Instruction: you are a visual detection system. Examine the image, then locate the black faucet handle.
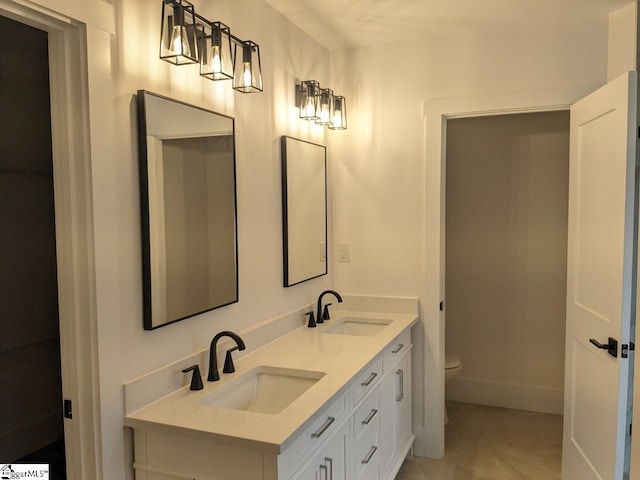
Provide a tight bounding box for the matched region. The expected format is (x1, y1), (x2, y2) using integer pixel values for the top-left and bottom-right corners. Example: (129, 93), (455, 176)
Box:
(305, 311), (316, 328)
(182, 364), (204, 391)
(323, 303), (333, 320)
(223, 346), (240, 374)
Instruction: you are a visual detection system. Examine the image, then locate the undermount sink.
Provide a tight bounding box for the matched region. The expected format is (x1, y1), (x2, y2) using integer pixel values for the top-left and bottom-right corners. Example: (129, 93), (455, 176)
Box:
(198, 366), (325, 414)
(322, 317), (391, 336)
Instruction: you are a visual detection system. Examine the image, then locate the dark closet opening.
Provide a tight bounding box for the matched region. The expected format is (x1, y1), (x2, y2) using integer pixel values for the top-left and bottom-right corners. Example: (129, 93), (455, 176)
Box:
(0, 15), (66, 479)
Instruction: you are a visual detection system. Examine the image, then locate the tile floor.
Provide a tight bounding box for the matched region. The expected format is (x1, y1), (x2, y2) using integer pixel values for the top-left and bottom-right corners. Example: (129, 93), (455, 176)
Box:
(396, 401), (563, 480)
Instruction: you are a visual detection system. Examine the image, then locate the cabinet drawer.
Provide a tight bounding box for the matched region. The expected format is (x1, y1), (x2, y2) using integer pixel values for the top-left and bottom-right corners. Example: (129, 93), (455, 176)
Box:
(354, 390), (379, 441)
(279, 391), (348, 479)
(355, 427), (380, 480)
(351, 357), (382, 407)
(382, 329), (411, 373)
(291, 421), (349, 480)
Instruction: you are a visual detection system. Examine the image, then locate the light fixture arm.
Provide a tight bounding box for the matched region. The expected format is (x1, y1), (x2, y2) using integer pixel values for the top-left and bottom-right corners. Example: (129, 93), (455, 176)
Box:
(192, 12), (248, 48)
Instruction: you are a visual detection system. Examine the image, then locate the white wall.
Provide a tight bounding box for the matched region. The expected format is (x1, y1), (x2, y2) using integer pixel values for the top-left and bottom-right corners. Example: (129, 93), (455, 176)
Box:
(113, 0), (332, 362)
(7, 0), (631, 474)
(444, 112), (569, 415)
(0, 0), (332, 475)
(330, 5), (620, 457)
(107, 0), (334, 477)
(331, 7), (614, 295)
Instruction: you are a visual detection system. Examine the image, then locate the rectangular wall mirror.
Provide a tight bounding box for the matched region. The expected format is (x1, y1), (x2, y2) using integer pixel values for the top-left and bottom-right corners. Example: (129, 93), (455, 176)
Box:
(137, 90), (238, 330)
(281, 136), (327, 286)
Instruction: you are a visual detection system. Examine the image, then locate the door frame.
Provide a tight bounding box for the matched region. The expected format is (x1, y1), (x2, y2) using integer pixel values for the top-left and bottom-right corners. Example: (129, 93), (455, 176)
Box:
(0, 1), (114, 478)
(415, 85), (600, 459)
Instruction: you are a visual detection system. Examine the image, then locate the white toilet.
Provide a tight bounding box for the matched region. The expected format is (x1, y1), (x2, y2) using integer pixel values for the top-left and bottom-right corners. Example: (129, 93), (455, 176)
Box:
(444, 353), (462, 425)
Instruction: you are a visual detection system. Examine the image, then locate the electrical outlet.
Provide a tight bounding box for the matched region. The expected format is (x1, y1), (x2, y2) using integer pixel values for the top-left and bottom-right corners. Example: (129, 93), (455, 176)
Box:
(337, 242), (351, 263)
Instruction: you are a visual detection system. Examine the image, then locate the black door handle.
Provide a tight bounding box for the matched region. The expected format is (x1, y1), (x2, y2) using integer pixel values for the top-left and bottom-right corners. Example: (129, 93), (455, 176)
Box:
(589, 337), (618, 358)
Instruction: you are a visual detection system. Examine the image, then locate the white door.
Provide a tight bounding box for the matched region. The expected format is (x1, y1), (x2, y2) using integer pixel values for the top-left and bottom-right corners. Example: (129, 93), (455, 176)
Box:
(563, 70), (638, 480)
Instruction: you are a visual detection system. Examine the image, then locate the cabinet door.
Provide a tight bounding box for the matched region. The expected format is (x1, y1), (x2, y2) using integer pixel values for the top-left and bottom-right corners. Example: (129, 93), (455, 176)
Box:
(379, 350), (413, 480)
(394, 353), (412, 449)
(378, 370), (396, 477)
(294, 459), (320, 480)
(291, 422), (349, 480)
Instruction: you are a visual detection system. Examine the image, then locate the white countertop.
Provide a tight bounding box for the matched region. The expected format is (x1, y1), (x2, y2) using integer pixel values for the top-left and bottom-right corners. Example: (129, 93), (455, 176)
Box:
(124, 310), (418, 454)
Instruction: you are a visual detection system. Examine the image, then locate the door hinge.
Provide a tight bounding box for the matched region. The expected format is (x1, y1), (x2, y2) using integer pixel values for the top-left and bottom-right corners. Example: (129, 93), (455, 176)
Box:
(621, 342), (635, 359)
(64, 399), (72, 419)
(630, 423), (633, 437)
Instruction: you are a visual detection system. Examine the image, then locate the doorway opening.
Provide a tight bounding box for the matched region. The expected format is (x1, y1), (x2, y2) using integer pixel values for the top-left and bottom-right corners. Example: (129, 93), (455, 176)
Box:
(0, 14), (66, 478)
(443, 111), (570, 474)
(421, 76), (636, 475)
(0, 1), (108, 477)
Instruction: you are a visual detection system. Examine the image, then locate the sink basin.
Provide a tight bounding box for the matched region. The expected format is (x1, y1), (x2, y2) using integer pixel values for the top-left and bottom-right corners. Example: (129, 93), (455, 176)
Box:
(322, 317), (391, 336)
(198, 366), (325, 414)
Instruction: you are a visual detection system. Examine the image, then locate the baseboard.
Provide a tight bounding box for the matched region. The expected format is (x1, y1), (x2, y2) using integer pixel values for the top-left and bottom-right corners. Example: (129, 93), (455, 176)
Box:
(445, 376), (563, 415)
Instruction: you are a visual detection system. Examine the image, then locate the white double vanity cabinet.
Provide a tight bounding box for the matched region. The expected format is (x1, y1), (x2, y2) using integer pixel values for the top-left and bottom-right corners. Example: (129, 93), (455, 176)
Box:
(125, 311), (417, 480)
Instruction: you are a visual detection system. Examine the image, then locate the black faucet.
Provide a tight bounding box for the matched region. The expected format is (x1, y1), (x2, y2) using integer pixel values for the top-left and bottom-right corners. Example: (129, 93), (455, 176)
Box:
(316, 290), (343, 324)
(208, 331), (246, 381)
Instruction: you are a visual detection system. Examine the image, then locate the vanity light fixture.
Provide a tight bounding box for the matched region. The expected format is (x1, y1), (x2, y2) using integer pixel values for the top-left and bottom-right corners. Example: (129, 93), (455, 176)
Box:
(160, 0), (200, 65)
(232, 41), (263, 93)
(297, 80), (347, 130)
(315, 88), (334, 126)
(298, 80), (320, 120)
(159, 0), (263, 93)
(329, 96), (347, 130)
(200, 21), (233, 81)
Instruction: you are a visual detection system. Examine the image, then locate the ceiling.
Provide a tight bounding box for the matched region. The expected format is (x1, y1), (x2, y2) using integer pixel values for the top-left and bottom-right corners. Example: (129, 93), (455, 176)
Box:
(263, 0), (634, 50)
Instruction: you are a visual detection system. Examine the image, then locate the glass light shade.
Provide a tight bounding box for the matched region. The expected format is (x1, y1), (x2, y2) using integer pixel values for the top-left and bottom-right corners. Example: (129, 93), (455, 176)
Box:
(160, 0), (200, 65)
(200, 22), (233, 81)
(328, 96), (347, 130)
(315, 88), (334, 126)
(232, 41), (263, 93)
(299, 80), (320, 120)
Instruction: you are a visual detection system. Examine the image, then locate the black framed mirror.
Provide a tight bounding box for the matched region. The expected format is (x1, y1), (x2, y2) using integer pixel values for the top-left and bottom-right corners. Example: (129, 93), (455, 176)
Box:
(281, 136), (327, 286)
(137, 90), (238, 329)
